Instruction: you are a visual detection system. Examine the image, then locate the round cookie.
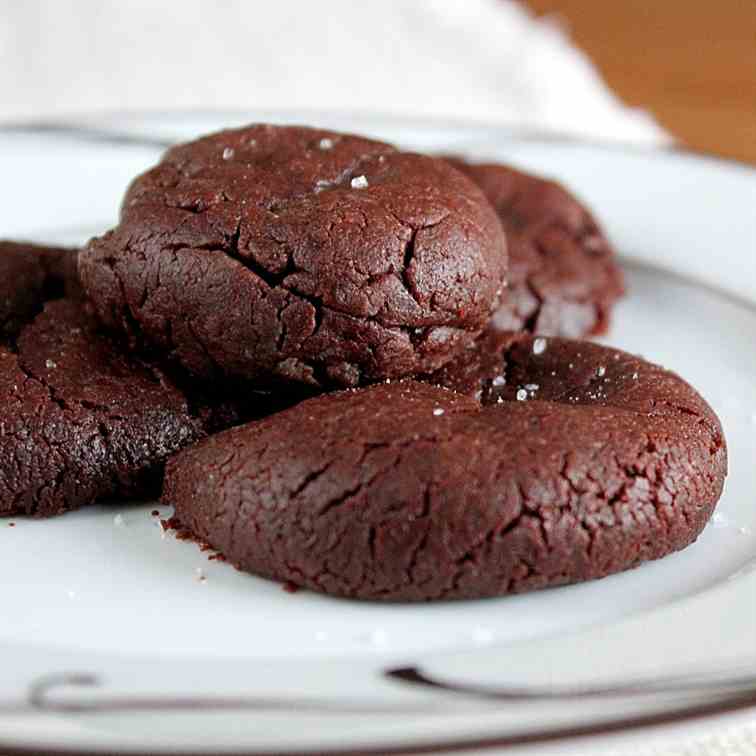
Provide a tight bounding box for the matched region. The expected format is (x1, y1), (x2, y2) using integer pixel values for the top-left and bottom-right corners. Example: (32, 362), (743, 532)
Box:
(0, 240), (79, 342)
(447, 160), (624, 337)
(79, 125), (507, 390)
(163, 337), (726, 601)
(0, 299), (290, 519)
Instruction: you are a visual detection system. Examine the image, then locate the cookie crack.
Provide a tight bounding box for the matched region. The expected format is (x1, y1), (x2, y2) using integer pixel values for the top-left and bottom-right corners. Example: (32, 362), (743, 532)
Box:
(104, 248), (154, 354)
(290, 460), (334, 500)
(405, 487), (433, 585)
(441, 509), (527, 600)
(14, 356), (70, 415)
(314, 441), (399, 519)
(400, 226), (422, 307)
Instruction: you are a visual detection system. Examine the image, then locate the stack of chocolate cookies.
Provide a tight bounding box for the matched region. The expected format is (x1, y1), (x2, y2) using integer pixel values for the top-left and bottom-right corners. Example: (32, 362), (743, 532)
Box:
(0, 125), (726, 601)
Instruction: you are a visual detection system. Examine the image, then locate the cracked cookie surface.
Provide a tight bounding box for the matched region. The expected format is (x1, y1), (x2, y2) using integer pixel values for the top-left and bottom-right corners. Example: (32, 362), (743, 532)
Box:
(0, 299), (291, 518)
(0, 240), (80, 342)
(447, 160), (624, 337)
(79, 125), (507, 389)
(163, 336), (726, 601)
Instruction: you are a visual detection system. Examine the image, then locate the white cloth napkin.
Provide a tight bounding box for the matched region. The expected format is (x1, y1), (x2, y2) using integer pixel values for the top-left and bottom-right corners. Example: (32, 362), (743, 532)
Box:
(0, 0), (668, 147)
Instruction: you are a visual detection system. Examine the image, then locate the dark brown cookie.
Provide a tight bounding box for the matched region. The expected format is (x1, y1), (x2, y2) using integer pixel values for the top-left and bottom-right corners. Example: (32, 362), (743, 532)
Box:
(79, 125), (507, 390)
(447, 160), (624, 337)
(163, 336), (726, 601)
(0, 241), (79, 341)
(0, 299), (291, 519)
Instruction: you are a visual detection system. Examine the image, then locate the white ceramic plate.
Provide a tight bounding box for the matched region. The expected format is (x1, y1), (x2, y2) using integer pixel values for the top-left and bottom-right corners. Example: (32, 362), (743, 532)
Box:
(1, 112), (755, 755)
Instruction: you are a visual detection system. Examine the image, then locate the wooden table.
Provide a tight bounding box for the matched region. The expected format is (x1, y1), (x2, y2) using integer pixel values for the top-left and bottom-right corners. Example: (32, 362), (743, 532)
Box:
(524, 1), (756, 164)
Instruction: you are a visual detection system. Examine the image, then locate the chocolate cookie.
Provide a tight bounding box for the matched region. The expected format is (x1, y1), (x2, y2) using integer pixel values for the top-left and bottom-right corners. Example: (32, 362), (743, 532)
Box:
(447, 160), (624, 337)
(0, 299), (288, 518)
(164, 336), (726, 601)
(0, 240), (79, 341)
(79, 125), (507, 390)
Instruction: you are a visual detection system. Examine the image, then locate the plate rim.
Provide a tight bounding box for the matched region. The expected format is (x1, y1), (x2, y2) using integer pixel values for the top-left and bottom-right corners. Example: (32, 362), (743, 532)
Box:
(1, 107), (755, 176)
